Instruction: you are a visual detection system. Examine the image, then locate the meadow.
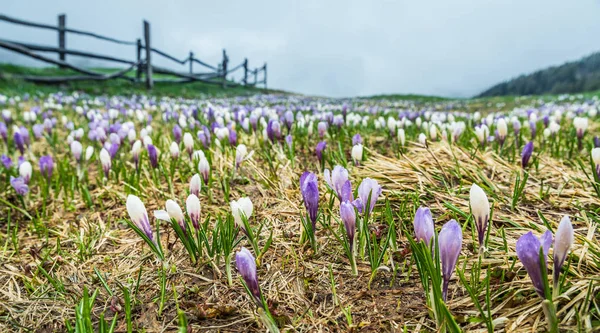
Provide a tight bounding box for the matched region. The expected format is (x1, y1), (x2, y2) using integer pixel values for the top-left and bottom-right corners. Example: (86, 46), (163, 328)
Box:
(0, 86), (599, 332)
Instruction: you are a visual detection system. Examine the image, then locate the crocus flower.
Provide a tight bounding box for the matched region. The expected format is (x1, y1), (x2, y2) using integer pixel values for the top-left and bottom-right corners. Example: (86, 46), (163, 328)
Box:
(236, 247), (261, 305)
(39, 155), (54, 179)
(324, 166), (353, 202)
(170, 142), (180, 159)
(71, 141), (83, 161)
(521, 141), (534, 169)
(183, 132), (194, 158)
(497, 118), (508, 146)
(1, 154), (12, 169)
(32, 124), (43, 139)
(198, 156), (210, 185)
(300, 171), (319, 230)
(317, 121), (327, 138)
(594, 136), (600, 148)
(0, 122), (6, 142)
(236, 144), (249, 168)
(573, 117), (588, 140)
(100, 148), (111, 178)
(14, 131), (25, 154)
(553, 215), (573, 287)
(285, 134), (293, 150)
(398, 129), (406, 146)
(353, 178), (382, 214)
(418, 133), (427, 146)
(231, 197), (253, 229)
(10, 176), (29, 195)
(126, 195), (154, 240)
(229, 129), (238, 146)
(19, 161), (32, 184)
(132, 140), (142, 167)
(340, 201), (356, 249)
(190, 173), (201, 196)
(414, 207), (434, 247)
(147, 144), (158, 169)
(469, 183), (490, 248)
(439, 219), (463, 301)
(173, 125), (182, 143)
(108, 143), (119, 159)
(516, 230), (553, 298)
(352, 133), (362, 145)
(186, 194), (201, 230)
(267, 120), (281, 142)
(351, 144), (363, 166)
(166, 199), (186, 231)
(316, 141), (327, 163)
(592, 147), (600, 178)
(85, 146), (94, 161)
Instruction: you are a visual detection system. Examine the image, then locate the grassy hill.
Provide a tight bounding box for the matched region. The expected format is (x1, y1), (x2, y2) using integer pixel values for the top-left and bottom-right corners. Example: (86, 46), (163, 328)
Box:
(478, 52), (600, 97)
(0, 63), (282, 98)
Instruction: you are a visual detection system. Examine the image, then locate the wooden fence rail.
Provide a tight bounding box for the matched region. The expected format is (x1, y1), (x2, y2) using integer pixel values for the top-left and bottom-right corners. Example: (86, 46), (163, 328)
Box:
(0, 13), (267, 90)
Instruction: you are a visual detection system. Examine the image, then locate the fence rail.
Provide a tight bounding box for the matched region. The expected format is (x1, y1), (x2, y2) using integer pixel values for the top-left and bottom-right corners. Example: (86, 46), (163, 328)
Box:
(0, 13), (267, 90)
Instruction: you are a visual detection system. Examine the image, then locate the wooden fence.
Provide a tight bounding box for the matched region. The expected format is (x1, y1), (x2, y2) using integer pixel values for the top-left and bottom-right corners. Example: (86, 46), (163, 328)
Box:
(0, 13), (267, 90)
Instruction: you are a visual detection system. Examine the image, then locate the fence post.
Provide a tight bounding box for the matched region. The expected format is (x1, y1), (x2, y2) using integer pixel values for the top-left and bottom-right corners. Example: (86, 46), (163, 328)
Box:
(254, 68), (257, 85)
(243, 58), (248, 86)
(221, 49), (228, 89)
(136, 39), (142, 81)
(143, 20), (153, 89)
(189, 52), (193, 74)
(58, 14), (66, 68)
(263, 63), (267, 90)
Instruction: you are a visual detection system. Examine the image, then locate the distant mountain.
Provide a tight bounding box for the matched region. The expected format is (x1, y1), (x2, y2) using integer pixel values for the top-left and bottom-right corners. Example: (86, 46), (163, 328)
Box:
(477, 52), (600, 97)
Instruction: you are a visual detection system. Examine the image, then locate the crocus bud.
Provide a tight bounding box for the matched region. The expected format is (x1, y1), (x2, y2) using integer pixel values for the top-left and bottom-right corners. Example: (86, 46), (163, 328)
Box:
(231, 197), (253, 229)
(521, 141), (534, 169)
(351, 144), (363, 166)
(186, 194), (201, 230)
(173, 125), (182, 144)
(439, 219), (462, 301)
(10, 176), (29, 196)
(553, 215), (573, 285)
(190, 173), (201, 196)
(1, 154), (12, 169)
(85, 146), (94, 161)
(324, 166), (352, 202)
(71, 140), (83, 161)
(352, 134), (362, 145)
(316, 141), (327, 163)
(340, 201), (356, 250)
(414, 207), (434, 247)
(183, 132), (194, 158)
(398, 129), (406, 146)
(19, 161), (32, 184)
(317, 121), (327, 138)
(236, 144), (248, 168)
(573, 117), (588, 139)
(126, 194), (153, 240)
(166, 199), (186, 231)
(516, 230), (553, 298)
(235, 247), (261, 305)
(469, 183), (490, 248)
(418, 133), (427, 146)
(100, 148), (111, 178)
(198, 156), (210, 185)
(131, 140), (142, 167)
(497, 118), (507, 146)
(170, 142), (180, 159)
(39, 155), (54, 179)
(147, 144), (158, 169)
(300, 172), (320, 230)
(353, 178), (382, 214)
(13, 131), (25, 154)
(592, 147), (600, 179)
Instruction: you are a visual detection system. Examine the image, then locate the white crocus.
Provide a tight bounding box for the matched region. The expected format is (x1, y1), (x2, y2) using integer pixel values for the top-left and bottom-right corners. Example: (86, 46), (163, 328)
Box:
(231, 197), (254, 229)
(469, 183), (490, 248)
(190, 173), (201, 196)
(351, 144), (363, 165)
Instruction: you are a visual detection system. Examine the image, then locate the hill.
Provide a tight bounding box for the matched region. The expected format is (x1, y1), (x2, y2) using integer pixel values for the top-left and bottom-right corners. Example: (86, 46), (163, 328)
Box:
(477, 52), (600, 97)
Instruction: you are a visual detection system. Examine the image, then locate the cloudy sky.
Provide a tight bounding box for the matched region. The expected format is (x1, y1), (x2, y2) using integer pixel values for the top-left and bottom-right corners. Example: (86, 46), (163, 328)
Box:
(1, 0), (600, 98)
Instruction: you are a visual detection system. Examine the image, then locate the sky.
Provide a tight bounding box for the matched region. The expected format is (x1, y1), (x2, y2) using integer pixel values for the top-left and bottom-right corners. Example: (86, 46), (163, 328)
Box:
(1, 0), (600, 98)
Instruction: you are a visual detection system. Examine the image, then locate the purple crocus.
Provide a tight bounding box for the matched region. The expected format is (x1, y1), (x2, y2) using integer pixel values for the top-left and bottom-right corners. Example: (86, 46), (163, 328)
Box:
(521, 141), (534, 169)
(14, 131), (25, 154)
(10, 176), (29, 195)
(300, 171), (320, 230)
(235, 247), (262, 305)
(324, 166), (353, 202)
(267, 120), (281, 143)
(39, 155), (54, 179)
(109, 143), (120, 159)
(32, 124), (44, 139)
(147, 144), (158, 169)
(0, 122), (7, 142)
(1, 154), (12, 169)
(353, 178), (382, 214)
(414, 207), (435, 247)
(173, 125), (182, 144)
(340, 201), (356, 250)
(529, 121), (537, 140)
(439, 219), (463, 301)
(229, 128), (238, 146)
(352, 134), (362, 145)
(594, 136), (600, 148)
(285, 134), (293, 149)
(316, 141), (327, 163)
(516, 230), (553, 298)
